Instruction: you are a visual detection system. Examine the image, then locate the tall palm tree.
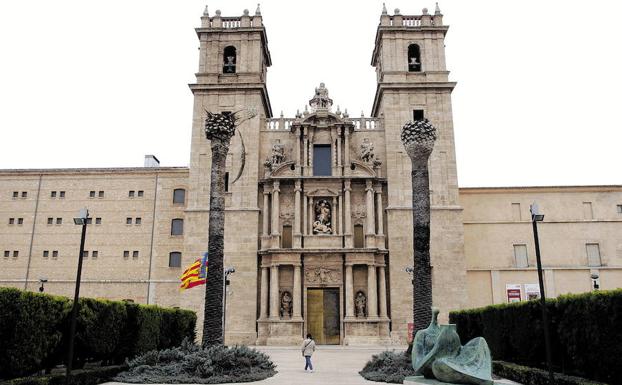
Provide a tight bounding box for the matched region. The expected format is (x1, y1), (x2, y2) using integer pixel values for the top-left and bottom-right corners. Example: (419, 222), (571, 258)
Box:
(401, 118), (437, 335)
(202, 110), (253, 347)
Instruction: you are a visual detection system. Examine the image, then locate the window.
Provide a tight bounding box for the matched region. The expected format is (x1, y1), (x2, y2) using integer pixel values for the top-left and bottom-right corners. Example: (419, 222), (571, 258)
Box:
(618, 204), (622, 214)
(282, 225), (293, 248)
(51, 191), (57, 198)
(123, 250), (130, 259)
(17, 218), (23, 225)
(12, 191), (18, 198)
(92, 251), (98, 259)
(43, 250), (49, 258)
(173, 189), (186, 204)
(586, 243), (601, 267)
(98, 190), (104, 198)
(3, 251), (9, 258)
(129, 190), (135, 198)
(89, 191), (96, 198)
(8, 218), (14, 225)
(354, 224), (365, 248)
(171, 219), (184, 235)
(313, 144), (332, 176)
(59, 191), (65, 198)
(225, 172), (230, 192)
(56, 218), (62, 225)
(511, 203), (521, 221)
(135, 217), (142, 225)
(169, 252), (182, 267)
(408, 44), (422, 72)
(223, 46), (237, 73)
(126, 217), (132, 225)
(95, 217), (102, 225)
(132, 250), (139, 259)
(47, 217), (53, 225)
(83, 250), (88, 258)
(86, 218), (93, 225)
(13, 251), (18, 258)
(513, 244), (529, 268)
(583, 202), (593, 220)
(52, 250), (58, 259)
(21, 191), (27, 198)
(413, 109), (424, 121)
(137, 190), (144, 197)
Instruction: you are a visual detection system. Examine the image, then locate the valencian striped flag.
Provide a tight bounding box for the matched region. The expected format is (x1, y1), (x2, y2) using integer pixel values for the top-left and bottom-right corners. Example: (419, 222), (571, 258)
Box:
(179, 252), (208, 291)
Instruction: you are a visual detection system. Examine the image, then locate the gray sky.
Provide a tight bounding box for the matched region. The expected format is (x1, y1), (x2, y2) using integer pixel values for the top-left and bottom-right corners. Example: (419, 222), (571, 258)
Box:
(0, 0), (620, 187)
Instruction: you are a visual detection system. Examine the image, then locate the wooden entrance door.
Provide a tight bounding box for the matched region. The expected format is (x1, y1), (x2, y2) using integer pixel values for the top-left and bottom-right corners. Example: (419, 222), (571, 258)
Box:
(306, 288), (340, 344)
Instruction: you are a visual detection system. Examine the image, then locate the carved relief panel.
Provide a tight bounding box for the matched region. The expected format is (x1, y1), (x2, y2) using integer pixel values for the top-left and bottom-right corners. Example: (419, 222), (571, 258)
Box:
(303, 255), (343, 287)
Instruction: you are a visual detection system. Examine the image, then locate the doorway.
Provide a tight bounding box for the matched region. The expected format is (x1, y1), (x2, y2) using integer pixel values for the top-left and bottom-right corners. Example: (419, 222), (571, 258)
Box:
(306, 288), (340, 344)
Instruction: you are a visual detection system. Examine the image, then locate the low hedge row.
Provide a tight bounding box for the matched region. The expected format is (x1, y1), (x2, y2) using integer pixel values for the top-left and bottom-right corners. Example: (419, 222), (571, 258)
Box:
(0, 288), (196, 380)
(449, 289), (622, 384)
(0, 365), (127, 385)
(492, 361), (607, 385)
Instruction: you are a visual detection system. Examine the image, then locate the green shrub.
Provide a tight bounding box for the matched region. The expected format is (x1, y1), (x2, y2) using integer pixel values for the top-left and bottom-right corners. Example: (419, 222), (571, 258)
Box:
(359, 350), (415, 384)
(449, 289), (622, 384)
(492, 361), (607, 385)
(113, 340), (276, 384)
(0, 365), (127, 385)
(158, 308), (197, 350)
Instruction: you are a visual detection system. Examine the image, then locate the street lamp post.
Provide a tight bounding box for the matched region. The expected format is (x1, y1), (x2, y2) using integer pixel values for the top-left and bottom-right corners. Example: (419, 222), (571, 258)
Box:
(530, 203), (554, 381)
(66, 208), (89, 381)
(222, 266), (235, 345)
(38, 278), (47, 293)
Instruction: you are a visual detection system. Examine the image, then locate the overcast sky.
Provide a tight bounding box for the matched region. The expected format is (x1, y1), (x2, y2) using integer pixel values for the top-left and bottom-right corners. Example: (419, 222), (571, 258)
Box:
(0, 1), (620, 187)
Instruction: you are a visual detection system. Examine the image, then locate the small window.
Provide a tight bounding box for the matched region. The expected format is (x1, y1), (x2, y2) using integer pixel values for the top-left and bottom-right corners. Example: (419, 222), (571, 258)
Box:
(583, 202), (593, 220)
(132, 250), (139, 259)
(413, 109), (424, 121)
(98, 191), (104, 198)
(13, 251), (18, 258)
(51, 191), (57, 198)
(21, 192), (27, 198)
(52, 250), (58, 259)
(59, 191), (65, 198)
(56, 218), (62, 225)
(82, 250), (88, 258)
(47, 217), (53, 225)
(12, 191), (18, 198)
(586, 243), (602, 267)
(617, 204), (622, 214)
(282, 225), (293, 248)
(129, 190), (135, 198)
(169, 252), (182, 267)
(95, 217), (102, 225)
(126, 217), (132, 225)
(173, 189), (186, 204)
(313, 145), (332, 176)
(408, 44), (422, 72)
(3, 251), (9, 258)
(225, 172), (230, 192)
(354, 224), (365, 248)
(513, 244), (529, 268)
(135, 217), (142, 225)
(8, 218), (14, 225)
(511, 203), (521, 221)
(86, 218), (93, 225)
(43, 250), (49, 258)
(171, 218), (184, 235)
(17, 218), (23, 225)
(92, 251), (98, 259)
(138, 190), (144, 197)
(123, 250), (130, 259)
(223, 45), (237, 73)
(89, 191), (96, 198)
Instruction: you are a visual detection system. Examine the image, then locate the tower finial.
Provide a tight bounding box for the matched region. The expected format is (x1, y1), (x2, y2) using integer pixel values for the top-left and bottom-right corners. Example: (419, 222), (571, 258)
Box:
(435, 2), (442, 15)
(255, 3), (261, 16)
(381, 3), (388, 15)
(203, 5), (209, 16)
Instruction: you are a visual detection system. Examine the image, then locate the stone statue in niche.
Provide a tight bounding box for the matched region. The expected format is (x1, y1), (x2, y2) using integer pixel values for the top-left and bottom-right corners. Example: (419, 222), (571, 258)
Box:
(355, 291), (367, 317)
(271, 139), (285, 165)
(360, 137), (375, 163)
(280, 291), (292, 319)
(313, 199), (332, 234)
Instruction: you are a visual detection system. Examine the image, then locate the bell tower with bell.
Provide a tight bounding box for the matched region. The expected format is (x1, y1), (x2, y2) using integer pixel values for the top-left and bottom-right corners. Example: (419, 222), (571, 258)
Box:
(371, 4), (467, 341)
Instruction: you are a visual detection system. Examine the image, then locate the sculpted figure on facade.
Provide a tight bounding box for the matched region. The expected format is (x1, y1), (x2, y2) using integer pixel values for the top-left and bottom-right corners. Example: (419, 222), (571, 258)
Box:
(271, 139), (285, 165)
(313, 199), (332, 234)
(309, 82), (333, 111)
(305, 266), (340, 284)
(360, 138), (375, 163)
(280, 291), (292, 319)
(355, 291), (367, 317)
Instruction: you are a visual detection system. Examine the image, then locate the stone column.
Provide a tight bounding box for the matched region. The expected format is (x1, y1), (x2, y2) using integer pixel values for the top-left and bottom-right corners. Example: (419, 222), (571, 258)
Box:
(332, 196), (337, 234)
(375, 185), (384, 236)
(365, 180), (375, 235)
(271, 181), (280, 236)
(308, 131), (314, 176)
(295, 126), (301, 169)
(293, 263), (302, 319)
(270, 264), (280, 319)
(344, 180), (352, 232)
(260, 266), (269, 319)
(344, 128), (351, 167)
(345, 264), (354, 318)
(303, 128), (308, 175)
(262, 188), (270, 236)
(294, 180), (302, 235)
(337, 130), (342, 172)
(309, 197), (314, 234)
(367, 264), (378, 318)
(303, 195), (308, 235)
(338, 194), (343, 235)
(331, 131), (337, 175)
(378, 265), (387, 318)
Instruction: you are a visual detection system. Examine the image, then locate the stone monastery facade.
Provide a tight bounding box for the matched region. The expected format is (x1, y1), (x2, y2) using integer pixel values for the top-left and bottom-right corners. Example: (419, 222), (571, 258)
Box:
(1, 5), (621, 345)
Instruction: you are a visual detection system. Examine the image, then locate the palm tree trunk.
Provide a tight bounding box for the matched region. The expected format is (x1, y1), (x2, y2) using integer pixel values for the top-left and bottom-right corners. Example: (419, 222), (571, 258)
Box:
(411, 156), (432, 335)
(202, 136), (230, 347)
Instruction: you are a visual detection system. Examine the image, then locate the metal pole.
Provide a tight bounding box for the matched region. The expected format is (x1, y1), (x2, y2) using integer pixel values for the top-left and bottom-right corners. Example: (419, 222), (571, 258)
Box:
(222, 272), (227, 345)
(66, 220), (87, 381)
(532, 219), (554, 381)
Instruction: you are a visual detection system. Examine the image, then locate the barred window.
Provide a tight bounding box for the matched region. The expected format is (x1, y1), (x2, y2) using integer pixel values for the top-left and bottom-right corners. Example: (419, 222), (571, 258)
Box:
(171, 219), (184, 235)
(169, 252), (182, 267)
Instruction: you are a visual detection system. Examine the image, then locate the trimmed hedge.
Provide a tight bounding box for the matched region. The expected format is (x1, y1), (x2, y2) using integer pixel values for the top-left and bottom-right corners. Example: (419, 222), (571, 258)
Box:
(0, 288), (196, 380)
(449, 289), (622, 384)
(0, 365), (127, 385)
(492, 361), (607, 385)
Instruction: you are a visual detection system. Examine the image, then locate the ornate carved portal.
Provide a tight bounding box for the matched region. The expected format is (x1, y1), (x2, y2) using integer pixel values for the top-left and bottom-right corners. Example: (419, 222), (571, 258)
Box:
(313, 199), (332, 234)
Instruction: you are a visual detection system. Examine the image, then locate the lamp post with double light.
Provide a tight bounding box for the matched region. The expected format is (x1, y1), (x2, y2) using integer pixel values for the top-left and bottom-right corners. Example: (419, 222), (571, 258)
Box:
(66, 208), (89, 380)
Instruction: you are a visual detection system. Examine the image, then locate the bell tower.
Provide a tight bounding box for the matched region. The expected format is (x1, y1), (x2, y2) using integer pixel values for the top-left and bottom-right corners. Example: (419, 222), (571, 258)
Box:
(371, 4), (467, 340)
(183, 5), (272, 344)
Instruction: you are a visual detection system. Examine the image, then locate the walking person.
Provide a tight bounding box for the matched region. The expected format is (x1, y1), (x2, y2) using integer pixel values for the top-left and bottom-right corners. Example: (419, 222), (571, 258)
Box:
(301, 333), (316, 372)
